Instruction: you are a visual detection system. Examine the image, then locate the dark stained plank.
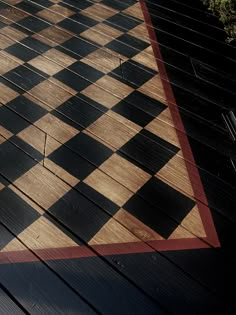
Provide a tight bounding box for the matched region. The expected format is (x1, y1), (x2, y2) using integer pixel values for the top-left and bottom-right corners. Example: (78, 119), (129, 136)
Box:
(0, 225), (97, 315)
(0, 286), (26, 314)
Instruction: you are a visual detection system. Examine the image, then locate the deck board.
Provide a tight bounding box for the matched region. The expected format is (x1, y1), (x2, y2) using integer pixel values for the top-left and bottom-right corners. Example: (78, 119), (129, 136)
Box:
(0, 0), (235, 313)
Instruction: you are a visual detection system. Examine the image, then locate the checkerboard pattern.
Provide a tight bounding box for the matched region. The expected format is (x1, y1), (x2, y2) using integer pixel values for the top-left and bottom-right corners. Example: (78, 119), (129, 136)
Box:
(0, 0), (209, 254)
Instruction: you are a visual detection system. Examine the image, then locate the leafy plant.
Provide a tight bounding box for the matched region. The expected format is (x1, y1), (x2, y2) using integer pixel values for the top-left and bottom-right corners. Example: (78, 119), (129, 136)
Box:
(201, 0), (236, 42)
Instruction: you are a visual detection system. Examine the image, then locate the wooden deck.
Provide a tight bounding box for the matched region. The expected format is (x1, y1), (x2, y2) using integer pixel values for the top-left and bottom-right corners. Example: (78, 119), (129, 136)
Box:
(0, 0), (235, 313)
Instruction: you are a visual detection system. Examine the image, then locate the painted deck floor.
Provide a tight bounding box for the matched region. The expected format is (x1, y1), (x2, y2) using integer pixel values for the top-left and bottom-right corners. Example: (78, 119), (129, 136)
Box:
(0, 0), (235, 313)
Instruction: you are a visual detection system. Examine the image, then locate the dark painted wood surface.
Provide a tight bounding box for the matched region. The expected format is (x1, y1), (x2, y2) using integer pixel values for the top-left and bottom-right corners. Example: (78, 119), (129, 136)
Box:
(0, 0), (235, 313)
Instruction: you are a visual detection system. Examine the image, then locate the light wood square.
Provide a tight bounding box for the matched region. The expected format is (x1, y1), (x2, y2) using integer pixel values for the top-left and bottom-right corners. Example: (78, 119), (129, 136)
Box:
(100, 153), (151, 192)
(14, 164), (71, 210)
(87, 114), (137, 149)
(28, 55), (64, 75)
(80, 4), (117, 22)
(84, 169), (133, 207)
(43, 48), (77, 68)
(29, 79), (73, 109)
(34, 113), (79, 144)
(81, 84), (120, 108)
(0, 83), (19, 104)
(96, 75), (134, 99)
(81, 23), (123, 46)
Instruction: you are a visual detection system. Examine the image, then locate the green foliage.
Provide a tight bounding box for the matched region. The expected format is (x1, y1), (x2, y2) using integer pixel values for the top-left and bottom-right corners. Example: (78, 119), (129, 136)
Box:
(201, 0), (236, 42)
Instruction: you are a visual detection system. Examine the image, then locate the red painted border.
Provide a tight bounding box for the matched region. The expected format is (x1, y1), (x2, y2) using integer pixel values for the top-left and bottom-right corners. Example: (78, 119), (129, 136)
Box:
(0, 0), (220, 265)
(139, 0), (220, 248)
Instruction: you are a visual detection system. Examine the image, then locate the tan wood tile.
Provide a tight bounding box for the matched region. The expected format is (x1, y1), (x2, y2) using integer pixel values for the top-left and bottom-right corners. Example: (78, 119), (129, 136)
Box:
(43, 48), (77, 68)
(0, 83), (19, 104)
(35, 113), (79, 144)
(87, 114), (138, 149)
(89, 217), (139, 245)
(114, 209), (164, 241)
(0, 51), (20, 74)
(128, 23), (149, 42)
(0, 33), (15, 49)
(28, 55), (64, 75)
(50, 4), (75, 16)
(14, 164), (71, 210)
(99, 153), (151, 192)
(84, 169), (133, 207)
(138, 75), (167, 104)
(18, 216), (78, 250)
(145, 117), (180, 147)
(132, 46), (158, 72)
(37, 5), (74, 24)
(81, 84), (120, 108)
(96, 75), (134, 99)
(156, 154), (194, 198)
(0, 182), (5, 191)
(44, 158), (80, 187)
(81, 23), (123, 46)
(37, 9), (66, 24)
(17, 125), (46, 155)
(0, 26), (28, 41)
(122, 3), (144, 20)
(80, 4), (117, 22)
(1, 0), (21, 4)
(2, 238), (26, 253)
(29, 79), (74, 109)
(107, 110), (142, 133)
(33, 26), (73, 47)
(0, 125), (13, 139)
(0, 135), (6, 145)
(0, 6), (28, 22)
(81, 48), (124, 74)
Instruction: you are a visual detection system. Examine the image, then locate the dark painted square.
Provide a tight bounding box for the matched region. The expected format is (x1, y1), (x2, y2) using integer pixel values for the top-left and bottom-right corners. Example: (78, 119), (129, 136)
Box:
(4, 65), (44, 90)
(137, 177), (196, 224)
(101, 0), (128, 10)
(7, 95), (47, 123)
(51, 111), (82, 131)
(118, 34), (149, 51)
(11, 136), (44, 162)
(49, 188), (110, 242)
(122, 91), (167, 116)
(123, 194), (179, 238)
(110, 60), (155, 88)
(0, 187), (40, 235)
(69, 61), (103, 82)
(18, 16), (49, 32)
(58, 19), (87, 35)
(112, 101), (154, 127)
(120, 129), (179, 174)
(105, 13), (141, 32)
(20, 37), (51, 53)
(48, 145), (96, 180)
(0, 224), (14, 251)
(105, 39), (139, 59)
(56, 96), (104, 128)
(63, 0), (92, 10)
(63, 37), (98, 57)
(71, 13), (98, 27)
(0, 141), (36, 182)
(5, 42), (37, 62)
(54, 69), (91, 92)
(65, 132), (113, 167)
(16, 1), (43, 14)
(76, 182), (120, 215)
(0, 106), (30, 134)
